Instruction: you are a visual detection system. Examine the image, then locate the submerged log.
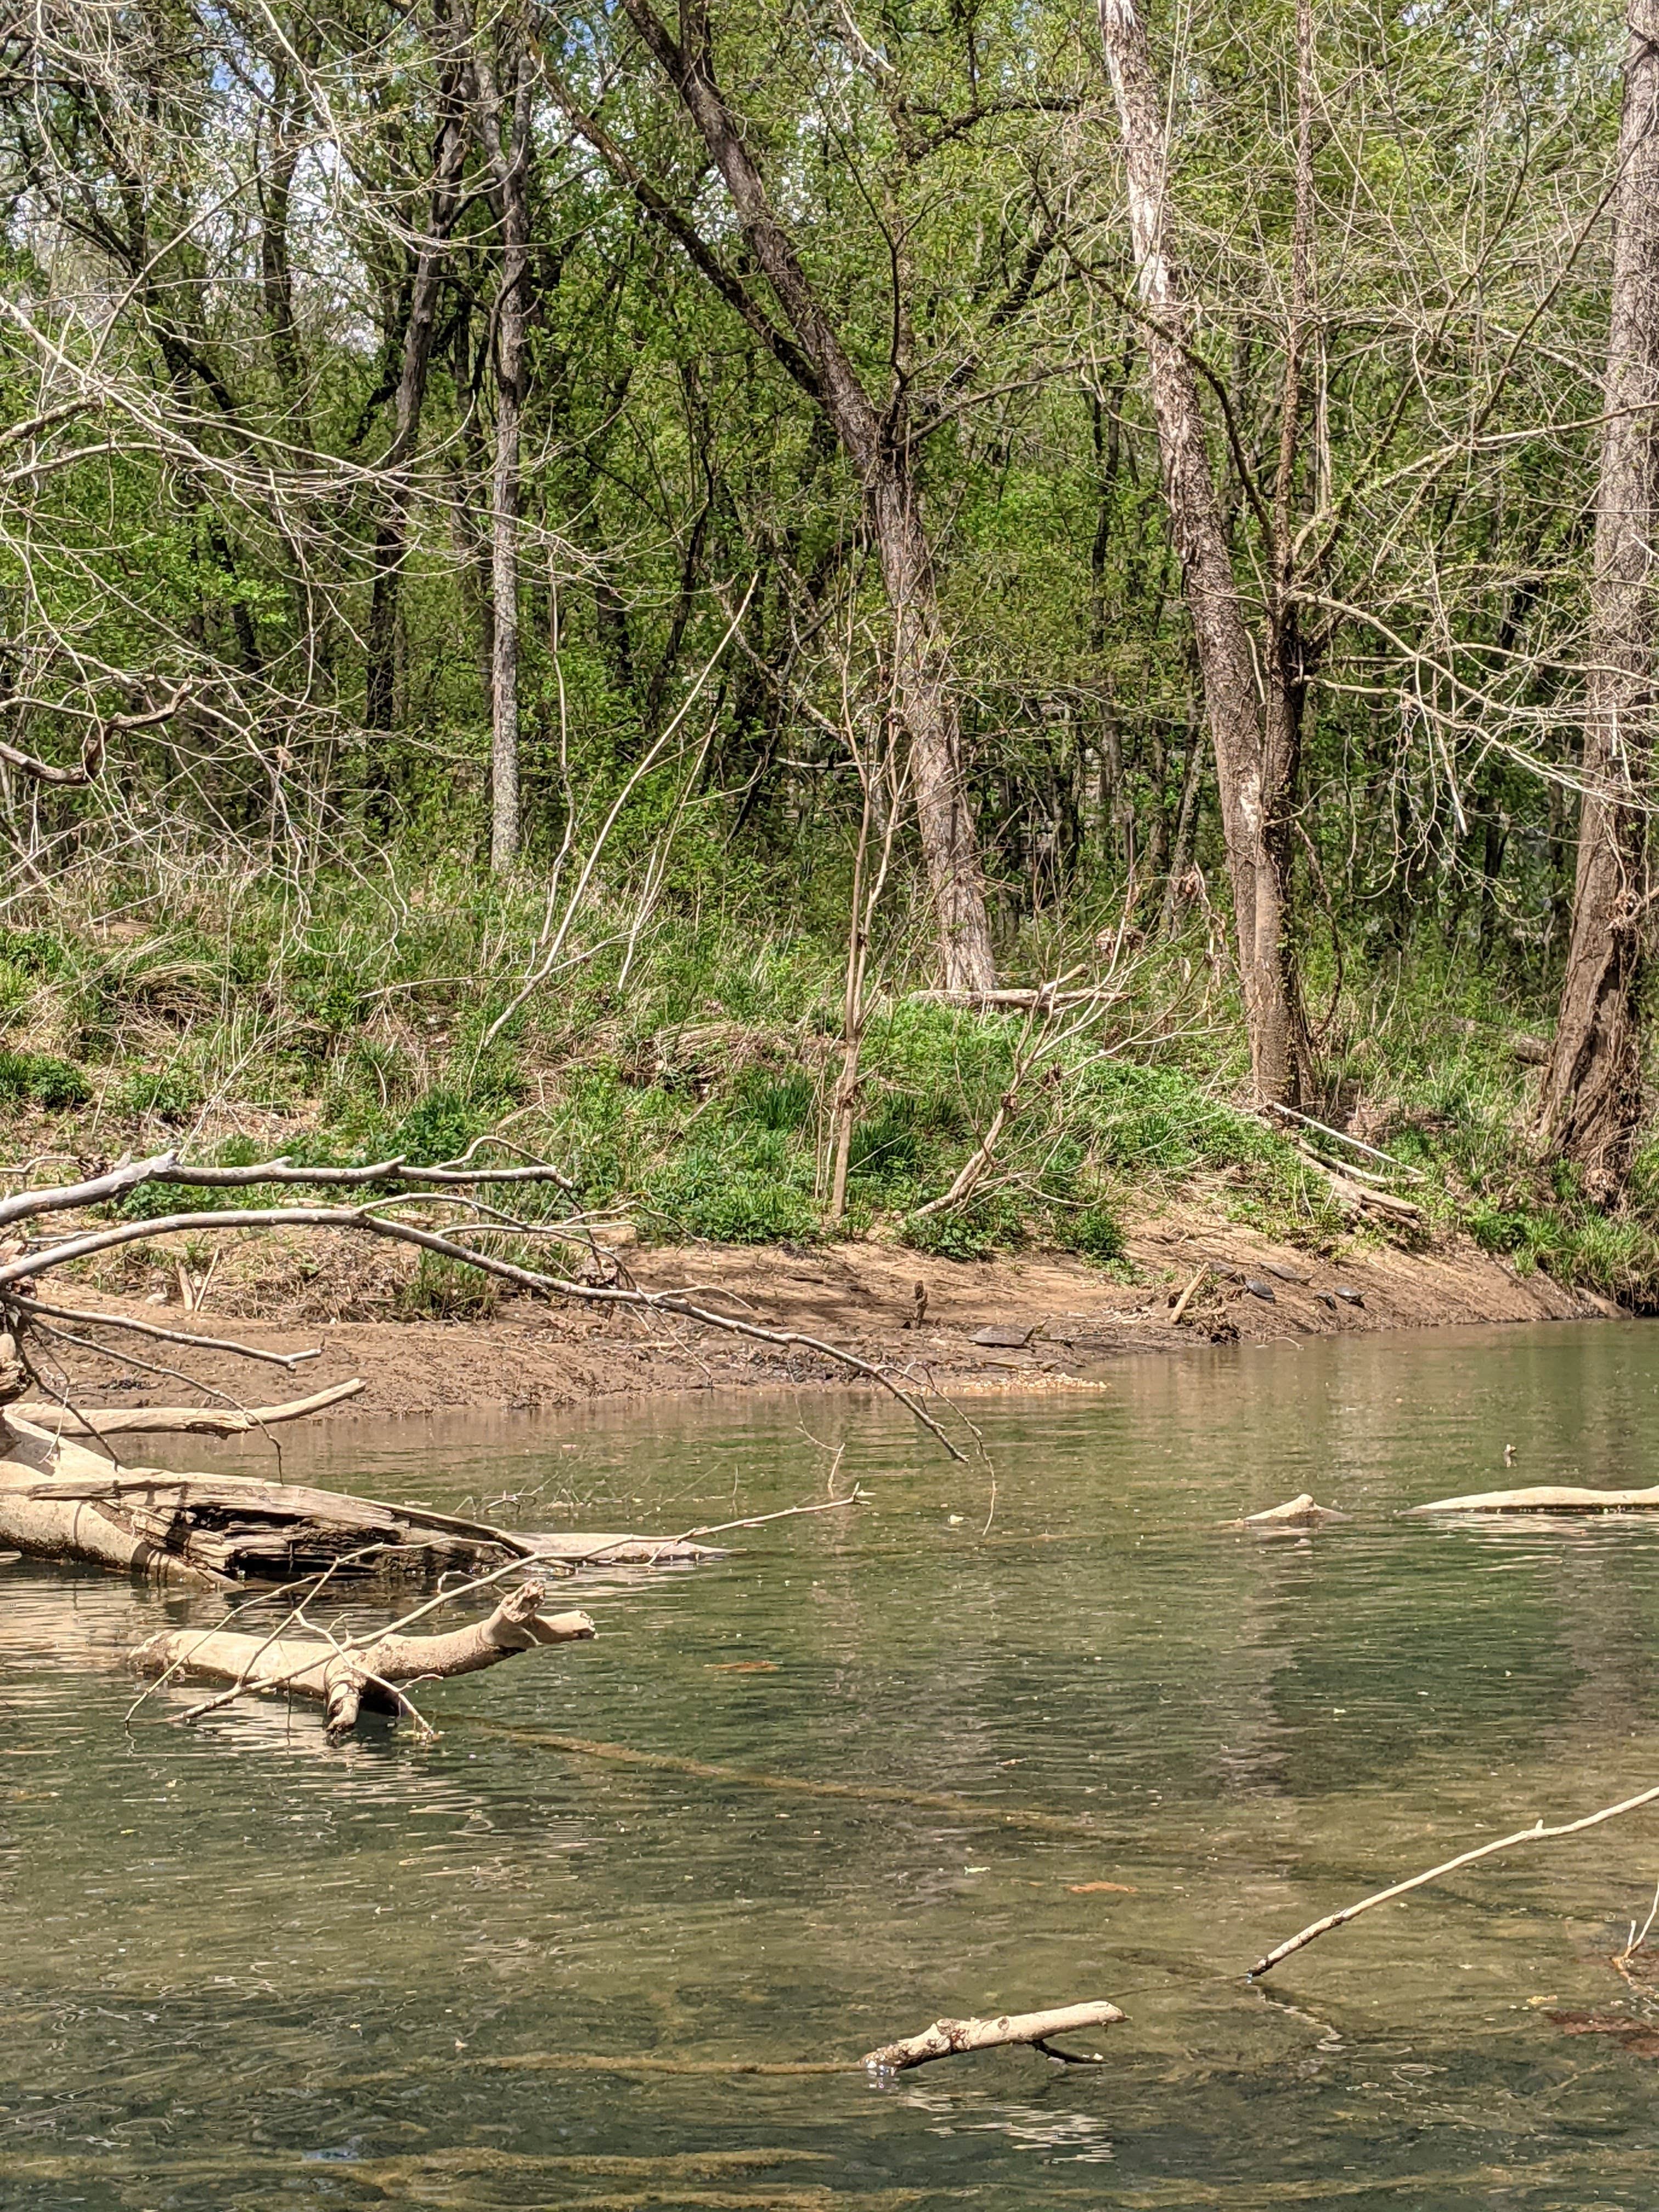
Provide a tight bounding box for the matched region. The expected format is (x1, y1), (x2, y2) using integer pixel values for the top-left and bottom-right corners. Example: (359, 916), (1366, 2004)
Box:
(862, 2001), (1125, 2072)
(1411, 1485), (1659, 1515)
(133, 1579), (595, 1736)
(1226, 1492), (1351, 1531)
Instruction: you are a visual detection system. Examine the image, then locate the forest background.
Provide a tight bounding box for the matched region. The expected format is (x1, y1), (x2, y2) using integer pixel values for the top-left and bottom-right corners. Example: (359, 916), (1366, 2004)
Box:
(4, 0), (1659, 1311)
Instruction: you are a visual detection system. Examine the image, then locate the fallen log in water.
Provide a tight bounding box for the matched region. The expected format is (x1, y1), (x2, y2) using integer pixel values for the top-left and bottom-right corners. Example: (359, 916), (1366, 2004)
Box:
(862, 2001), (1124, 2072)
(132, 1578), (595, 1737)
(1411, 1484), (1659, 1514)
(520, 1533), (724, 1566)
(0, 1404), (724, 1585)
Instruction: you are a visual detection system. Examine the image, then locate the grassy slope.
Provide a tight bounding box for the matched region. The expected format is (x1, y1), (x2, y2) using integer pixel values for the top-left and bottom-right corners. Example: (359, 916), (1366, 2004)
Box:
(3, 860), (1656, 1312)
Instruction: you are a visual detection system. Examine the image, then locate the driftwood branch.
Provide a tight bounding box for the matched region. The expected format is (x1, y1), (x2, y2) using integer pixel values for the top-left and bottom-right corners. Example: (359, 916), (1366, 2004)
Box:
(7, 1293), (322, 1370)
(1248, 1780), (1659, 1979)
(133, 1579), (596, 1737)
(1169, 1264), (1207, 1325)
(10, 1378), (364, 1436)
(862, 2001), (1125, 2072)
(1226, 1492), (1350, 1531)
(1264, 1099), (1424, 1180)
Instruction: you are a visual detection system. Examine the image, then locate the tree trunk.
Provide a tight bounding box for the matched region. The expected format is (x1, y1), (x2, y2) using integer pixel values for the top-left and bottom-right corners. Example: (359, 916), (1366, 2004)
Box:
(610, 0), (995, 991)
(365, 101), (467, 759)
(868, 473), (996, 991)
(470, 31), (531, 872)
(1538, 5), (1659, 1196)
(1096, 0), (1306, 1101)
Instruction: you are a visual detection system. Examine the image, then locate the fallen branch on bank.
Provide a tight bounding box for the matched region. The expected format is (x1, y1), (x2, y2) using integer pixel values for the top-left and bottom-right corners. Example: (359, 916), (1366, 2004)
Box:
(1264, 1099), (1425, 1181)
(1247, 1779), (1659, 1979)
(133, 1578), (595, 1738)
(0, 1147), (968, 1458)
(862, 2001), (1124, 2071)
(11, 1378), (364, 1436)
(1293, 1144), (1423, 1223)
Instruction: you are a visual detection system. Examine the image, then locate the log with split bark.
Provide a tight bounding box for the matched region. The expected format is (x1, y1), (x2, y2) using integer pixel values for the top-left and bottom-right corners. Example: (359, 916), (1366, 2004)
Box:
(0, 1400), (721, 1587)
(133, 1578), (595, 1737)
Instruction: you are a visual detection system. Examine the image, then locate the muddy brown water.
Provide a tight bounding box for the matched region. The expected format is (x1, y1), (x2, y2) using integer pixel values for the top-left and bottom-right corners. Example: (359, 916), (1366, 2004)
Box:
(8, 1321), (1659, 2208)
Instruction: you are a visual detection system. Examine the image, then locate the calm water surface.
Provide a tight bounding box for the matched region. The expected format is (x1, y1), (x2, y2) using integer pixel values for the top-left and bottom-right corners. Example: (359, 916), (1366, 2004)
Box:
(8, 1321), (1659, 2208)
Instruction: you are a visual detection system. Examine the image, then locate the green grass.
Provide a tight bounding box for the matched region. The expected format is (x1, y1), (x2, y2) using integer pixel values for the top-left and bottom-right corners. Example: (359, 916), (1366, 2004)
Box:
(2, 862), (1656, 1302)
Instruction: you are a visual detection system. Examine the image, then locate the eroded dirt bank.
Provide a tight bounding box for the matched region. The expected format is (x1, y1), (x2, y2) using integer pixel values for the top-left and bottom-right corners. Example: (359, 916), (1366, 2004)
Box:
(41, 1205), (1620, 1420)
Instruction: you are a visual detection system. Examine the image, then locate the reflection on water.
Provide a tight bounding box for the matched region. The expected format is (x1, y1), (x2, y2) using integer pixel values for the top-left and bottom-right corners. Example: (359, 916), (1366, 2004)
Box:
(7, 1321), (1659, 2207)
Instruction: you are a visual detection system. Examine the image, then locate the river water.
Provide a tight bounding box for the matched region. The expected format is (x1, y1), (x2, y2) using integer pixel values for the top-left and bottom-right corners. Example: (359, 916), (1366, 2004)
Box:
(7, 1321), (1659, 2208)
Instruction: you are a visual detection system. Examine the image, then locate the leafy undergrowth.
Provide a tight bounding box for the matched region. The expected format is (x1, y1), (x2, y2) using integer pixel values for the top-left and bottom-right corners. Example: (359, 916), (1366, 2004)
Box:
(2, 862), (1655, 1310)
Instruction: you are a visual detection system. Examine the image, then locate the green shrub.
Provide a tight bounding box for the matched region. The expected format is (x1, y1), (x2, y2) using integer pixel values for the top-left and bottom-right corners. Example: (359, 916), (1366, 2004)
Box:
(648, 1141), (818, 1242)
(395, 1254), (501, 1320)
(117, 1068), (200, 1120)
(0, 1049), (92, 1110)
(901, 1206), (993, 1262)
(730, 1068), (816, 1132)
(848, 1096), (930, 1188)
(1065, 1203), (1126, 1262)
(0, 929), (74, 979)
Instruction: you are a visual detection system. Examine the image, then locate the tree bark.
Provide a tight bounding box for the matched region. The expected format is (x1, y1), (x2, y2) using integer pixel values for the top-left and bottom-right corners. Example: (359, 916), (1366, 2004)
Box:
(1537, 4), (1659, 1196)
(1096, 0), (1306, 1101)
(365, 98), (468, 752)
(610, 0), (996, 991)
(469, 25), (531, 872)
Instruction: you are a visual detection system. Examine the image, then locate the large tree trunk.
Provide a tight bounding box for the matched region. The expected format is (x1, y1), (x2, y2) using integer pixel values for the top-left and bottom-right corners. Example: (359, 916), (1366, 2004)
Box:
(470, 30), (531, 872)
(868, 473), (996, 991)
(1096, 0), (1306, 1101)
(1538, 5), (1659, 1195)
(611, 0), (995, 992)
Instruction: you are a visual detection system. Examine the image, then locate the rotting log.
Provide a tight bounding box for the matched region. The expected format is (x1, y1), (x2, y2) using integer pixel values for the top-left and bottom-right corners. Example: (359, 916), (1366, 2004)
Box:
(1412, 1485), (1659, 1515)
(862, 2001), (1125, 2072)
(133, 1580), (595, 1737)
(0, 1408), (723, 1585)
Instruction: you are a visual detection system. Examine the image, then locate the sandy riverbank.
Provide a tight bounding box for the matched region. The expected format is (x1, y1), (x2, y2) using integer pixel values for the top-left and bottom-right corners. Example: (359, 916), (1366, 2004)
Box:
(30, 1203), (1620, 1421)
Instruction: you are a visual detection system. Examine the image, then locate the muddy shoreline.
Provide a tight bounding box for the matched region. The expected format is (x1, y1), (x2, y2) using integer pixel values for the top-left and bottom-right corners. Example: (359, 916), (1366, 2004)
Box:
(38, 1204), (1622, 1420)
